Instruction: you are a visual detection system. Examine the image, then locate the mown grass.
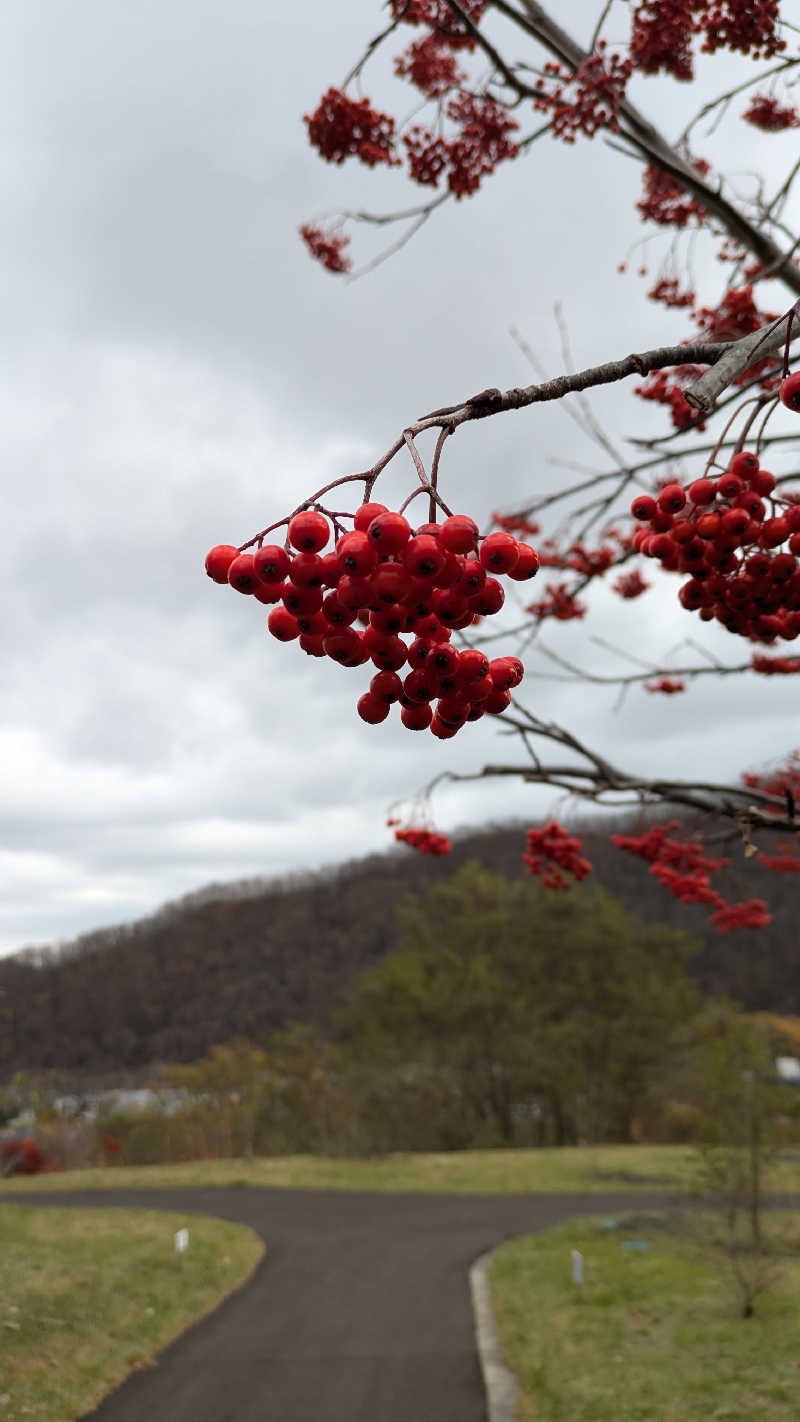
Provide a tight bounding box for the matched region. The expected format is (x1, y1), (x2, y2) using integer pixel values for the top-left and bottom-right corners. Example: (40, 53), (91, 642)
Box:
(490, 1211), (800, 1422)
(0, 1205), (264, 1422)
(0, 1144), (699, 1196)
(1, 1143), (798, 1196)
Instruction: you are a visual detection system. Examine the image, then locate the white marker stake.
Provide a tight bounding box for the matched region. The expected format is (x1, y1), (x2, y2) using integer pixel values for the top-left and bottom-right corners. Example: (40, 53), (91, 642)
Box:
(174, 1228), (189, 1254)
(571, 1249), (584, 1287)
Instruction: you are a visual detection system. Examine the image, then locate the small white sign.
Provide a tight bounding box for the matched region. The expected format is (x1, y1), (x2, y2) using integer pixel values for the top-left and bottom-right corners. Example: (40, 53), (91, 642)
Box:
(174, 1228), (189, 1254)
(571, 1249), (584, 1286)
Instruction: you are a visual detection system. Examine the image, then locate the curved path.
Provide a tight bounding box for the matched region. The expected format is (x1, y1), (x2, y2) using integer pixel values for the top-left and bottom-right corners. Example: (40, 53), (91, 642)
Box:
(3, 1186), (677, 1420)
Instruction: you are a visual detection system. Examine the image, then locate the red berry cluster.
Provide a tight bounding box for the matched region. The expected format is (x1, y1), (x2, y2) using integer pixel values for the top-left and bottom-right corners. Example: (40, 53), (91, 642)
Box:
(206, 507), (539, 739)
(637, 160), (710, 228)
(630, 0), (696, 81)
(533, 45), (633, 142)
(304, 88), (400, 168)
(751, 654), (800, 675)
(693, 284), (779, 344)
(523, 821), (592, 889)
(612, 568), (651, 599)
(611, 821), (769, 932)
(392, 825), (453, 855)
(645, 677), (686, 694)
(647, 277), (696, 309)
(757, 842), (800, 873)
(404, 93), (519, 197)
(526, 582), (587, 622)
(634, 365), (706, 429)
(389, 0), (485, 45)
(630, 451), (800, 645)
(743, 94), (800, 130)
(299, 224), (352, 275)
(394, 34), (466, 97)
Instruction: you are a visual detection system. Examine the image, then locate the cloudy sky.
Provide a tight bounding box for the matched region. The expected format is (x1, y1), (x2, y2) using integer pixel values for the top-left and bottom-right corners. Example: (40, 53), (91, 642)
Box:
(2, 1), (798, 956)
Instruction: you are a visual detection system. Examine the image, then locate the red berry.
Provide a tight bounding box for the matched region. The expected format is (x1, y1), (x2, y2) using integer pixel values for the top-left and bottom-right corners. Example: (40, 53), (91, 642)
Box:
(322, 593), (356, 626)
(479, 531), (520, 575)
(430, 643), (460, 676)
(372, 564), (412, 605)
(436, 694), (470, 727)
(254, 544), (291, 584)
(336, 530), (377, 577)
(749, 469), (776, 497)
(657, 483), (686, 514)
(688, 479), (716, 506)
(430, 713), (458, 740)
(489, 656), (524, 690)
(695, 513), (721, 541)
(470, 578), (504, 616)
(354, 502), (388, 532)
(400, 702), (433, 731)
(267, 606), (300, 641)
(507, 544), (540, 581)
(227, 553), (258, 594)
(456, 649), (490, 684)
(403, 534), (446, 580)
(253, 580), (284, 605)
(631, 495), (657, 521)
(439, 514), (479, 554)
(484, 687), (512, 714)
(403, 669), (437, 703)
(323, 628), (364, 665)
(761, 516), (789, 549)
(367, 511), (411, 555)
(288, 510), (330, 553)
(370, 670), (403, 703)
(357, 692), (390, 724)
(205, 544), (240, 583)
(779, 372), (800, 412)
(729, 451), (759, 480)
(298, 633), (326, 657)
(717, 472), (743, 500)
(288, 553), (326, 588)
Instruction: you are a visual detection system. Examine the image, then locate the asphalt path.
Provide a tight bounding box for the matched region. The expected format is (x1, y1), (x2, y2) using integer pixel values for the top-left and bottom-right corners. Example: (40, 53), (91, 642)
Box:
(2, 1186), (684, 1421)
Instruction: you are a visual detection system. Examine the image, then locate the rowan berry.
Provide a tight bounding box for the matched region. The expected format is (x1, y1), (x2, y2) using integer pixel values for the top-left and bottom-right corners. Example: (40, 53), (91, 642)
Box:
(404, 668), (437, 703)
(657, 483), (686, 514)
(370, 670), (403, 703)
(631, 494), (657, 520)
(323, 628), (363, 664)
(456, 648), (490, 683)
(372, 563), (412, 604)
(357, 692), (390, 724)
(484, 687), (512, 714)
(227, 553), (258, 594)
(403, 534), (446, 580)
(400, 702), (432, 730)
(254, 544), (291, 583)
(779, 372), (800, 412)
(470, 578), (504, 615)
(729, 451), (759, 480)
(354, 502), (388, 532)
(688, 479), (716, 505)
(439, 514), (479, 553)
(430, 713), (458, 740)
(489, 656), (524, 690)
(205, 544), (240, 583)
(479, 530), (520, 574)
(268, 606), (301, 641)
(322, 593), (356, 626)
(367, 511), (411, 554)
(507, 543), (540, 580)
(749, 469), (776, 497)
(761, 516), (789, 548)
(288, 553), (326, 587)
(717, 472), (743, 499)
(337, 531), (378, 577)
(288, 510), (330, 553)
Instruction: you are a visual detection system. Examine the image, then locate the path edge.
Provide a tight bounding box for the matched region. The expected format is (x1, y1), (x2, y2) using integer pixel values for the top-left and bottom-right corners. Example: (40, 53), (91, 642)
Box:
(469, 1249), (520, 1422)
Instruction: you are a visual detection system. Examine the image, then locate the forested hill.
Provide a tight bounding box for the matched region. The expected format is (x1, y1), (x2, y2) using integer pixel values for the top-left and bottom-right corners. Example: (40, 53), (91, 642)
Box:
(2, 818), (798, 1079)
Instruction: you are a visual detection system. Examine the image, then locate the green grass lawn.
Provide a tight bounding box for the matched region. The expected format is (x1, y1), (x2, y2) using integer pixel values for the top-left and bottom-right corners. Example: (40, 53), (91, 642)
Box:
(0, 1205), (264, 1422)
(490, 1211), (800, 1422)
(1, 1143), (798, 1196)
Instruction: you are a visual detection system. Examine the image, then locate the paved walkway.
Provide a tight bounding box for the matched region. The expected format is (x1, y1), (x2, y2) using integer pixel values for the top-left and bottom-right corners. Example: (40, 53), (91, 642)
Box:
(3, 1186), (676, 1421)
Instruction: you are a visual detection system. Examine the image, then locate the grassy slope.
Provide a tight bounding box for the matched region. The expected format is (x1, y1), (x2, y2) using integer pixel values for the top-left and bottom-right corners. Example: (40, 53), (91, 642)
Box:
(1, 1144), (799, 1195)
(490, 1211), (800, 1422)
(0, 1206), (263, 1422)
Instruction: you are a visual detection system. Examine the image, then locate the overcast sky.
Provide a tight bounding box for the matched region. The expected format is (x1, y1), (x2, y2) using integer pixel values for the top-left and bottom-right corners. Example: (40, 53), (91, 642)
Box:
(2, 1), (798, 957)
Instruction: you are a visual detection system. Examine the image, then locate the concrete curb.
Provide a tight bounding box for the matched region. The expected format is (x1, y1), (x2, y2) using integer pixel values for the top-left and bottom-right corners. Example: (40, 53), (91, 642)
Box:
(469, 1249), (520, 1422)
